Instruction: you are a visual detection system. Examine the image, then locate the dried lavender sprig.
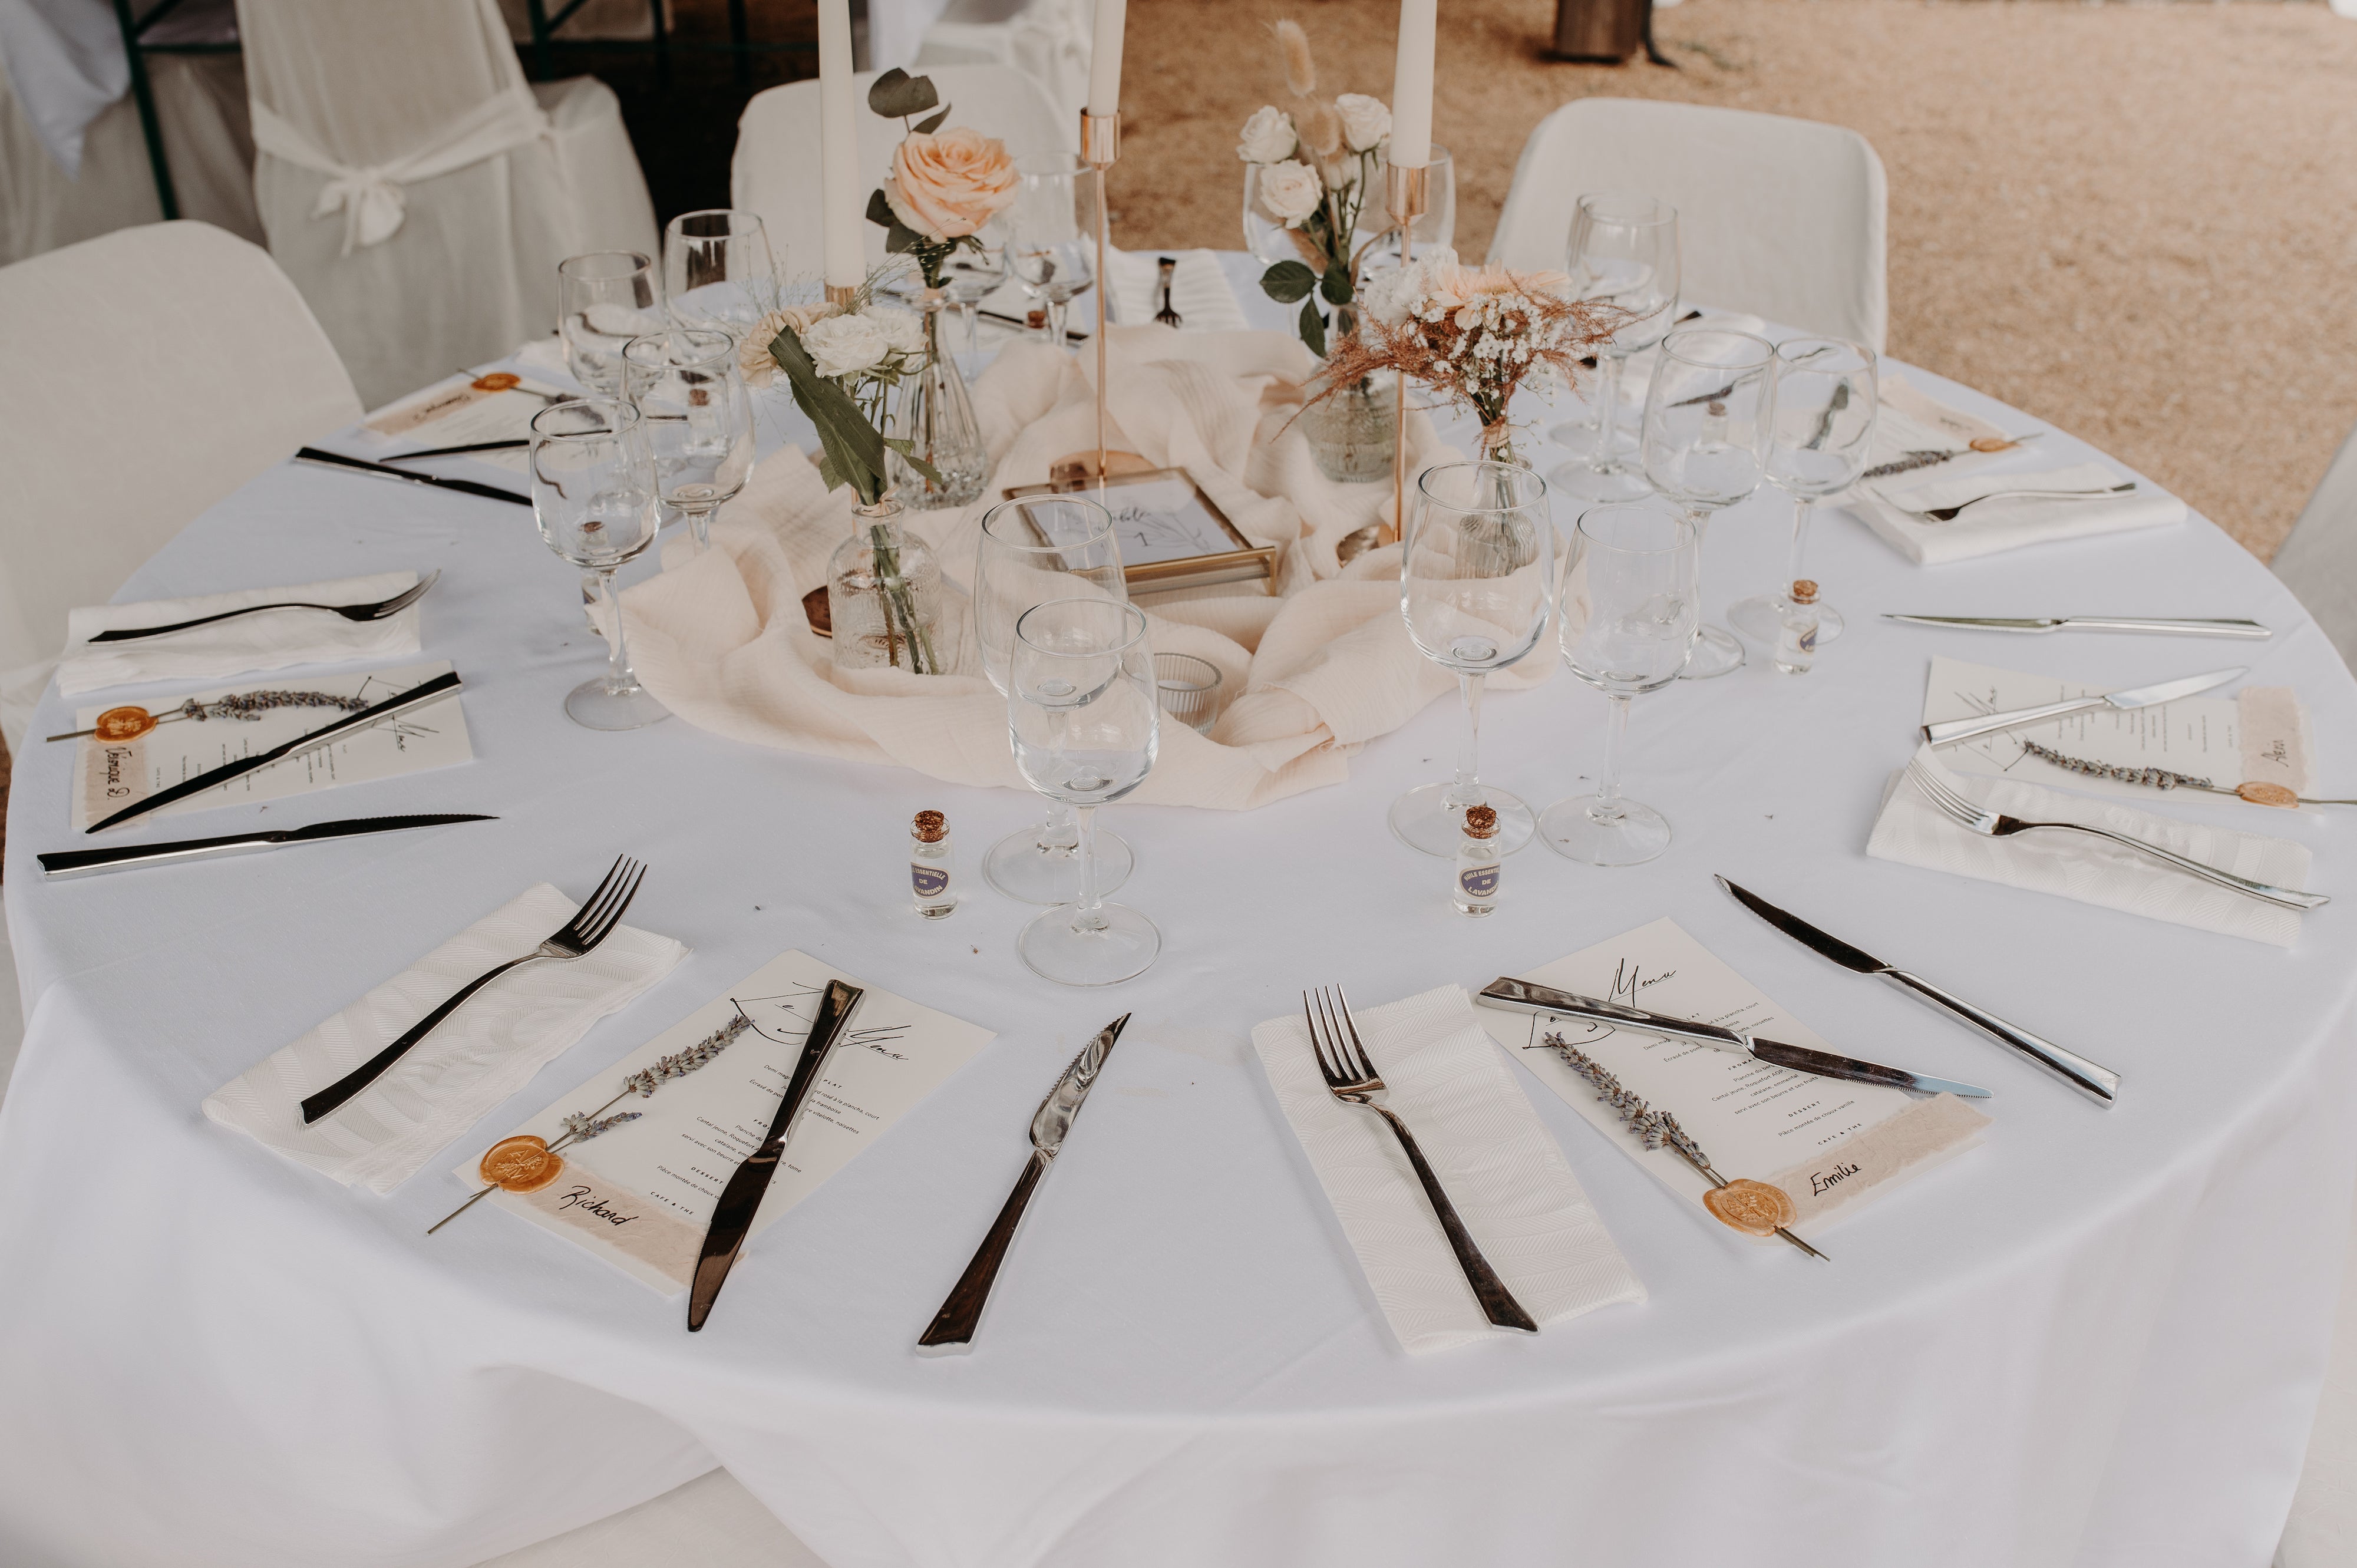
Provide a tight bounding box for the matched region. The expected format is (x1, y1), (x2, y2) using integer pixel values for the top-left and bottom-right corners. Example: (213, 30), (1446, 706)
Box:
(2018, 739), (2214, 793)
(1543, 1032), (1716, 1176)
(559, 1110), (642, 1142)
(180, 689), (371, 724)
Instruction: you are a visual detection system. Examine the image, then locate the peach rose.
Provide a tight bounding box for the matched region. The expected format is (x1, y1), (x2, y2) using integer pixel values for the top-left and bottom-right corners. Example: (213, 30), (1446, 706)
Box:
(884, 126), (1018, 241)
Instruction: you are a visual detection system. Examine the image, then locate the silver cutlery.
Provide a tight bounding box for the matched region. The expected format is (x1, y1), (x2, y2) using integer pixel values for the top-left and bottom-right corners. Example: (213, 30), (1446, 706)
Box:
(1477, 977), (1992, 1098)
(1905, 760), (2327, 913)
(1305, 986), (1537, 1333)
(1884, 614), (2269, 640)
(299, 853), (647, 1123)
(919, 1014), (1129, 1354)
(1910, 482), (2135, 523)
(1921, 666), (2243, 747)
(1153, 257), (1183, 328)
(294, 446), (531, 507)
(38, 813), (494, 880)
(85, 571), (441, 644)
(1716, 876), (2121, 1104)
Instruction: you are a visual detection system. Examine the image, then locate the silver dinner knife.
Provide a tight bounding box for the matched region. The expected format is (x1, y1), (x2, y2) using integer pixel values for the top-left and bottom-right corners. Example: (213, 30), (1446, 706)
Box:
(1716, 876), (2120, 1105)
(1885, 615), (2270, 640)
(1920, 666), (2244, 748)
(918, 1013), (1129, 1354)
(1476, 978), (1991, 1098)
(38, 813), (495, 879)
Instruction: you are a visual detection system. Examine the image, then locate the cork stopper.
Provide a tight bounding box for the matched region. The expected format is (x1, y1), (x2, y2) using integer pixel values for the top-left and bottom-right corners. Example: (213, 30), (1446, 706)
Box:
(912, 810), (947, 843)
(1463, 805), (1498, 839)
(1790, 579), (1819, 606)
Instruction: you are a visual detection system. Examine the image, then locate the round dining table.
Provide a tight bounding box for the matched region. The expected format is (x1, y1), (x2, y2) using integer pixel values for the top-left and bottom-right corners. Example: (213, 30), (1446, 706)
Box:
(3, 268), (2354, 1568)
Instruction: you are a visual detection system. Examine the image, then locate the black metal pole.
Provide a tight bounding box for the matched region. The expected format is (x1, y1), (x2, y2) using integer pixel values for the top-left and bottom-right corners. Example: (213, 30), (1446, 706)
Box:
(111, 0), (180, 219)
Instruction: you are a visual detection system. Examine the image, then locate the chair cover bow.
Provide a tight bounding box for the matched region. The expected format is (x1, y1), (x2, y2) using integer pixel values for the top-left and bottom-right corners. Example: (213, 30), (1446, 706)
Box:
(250, 88), (553, 253)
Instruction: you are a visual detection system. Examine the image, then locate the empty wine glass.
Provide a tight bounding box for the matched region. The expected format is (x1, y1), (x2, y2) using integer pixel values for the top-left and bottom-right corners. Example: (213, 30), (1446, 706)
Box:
(621, 328), (755, 555)
(530, 398), (667, 731)
(557, 252), (662, 393)
(1639, 326), (1776, 680)
(1009, 598), (1160, 986)
(1389, 461), (1557, 857)
(943, 216), (1011, 356)
(1009, 154), (1095, 352)
(1542, 500), (1699, 865)
(973, 495), (1134, 905)
(1728, 337), (1879, 649)
(1548, 194), (1679, 500)
(662, 210), (779, 342)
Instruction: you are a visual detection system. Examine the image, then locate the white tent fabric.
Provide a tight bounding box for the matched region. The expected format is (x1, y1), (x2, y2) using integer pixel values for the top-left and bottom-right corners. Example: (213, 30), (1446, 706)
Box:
(1488, 97), (1887, 352)
(2270, 422), (2357, 674)
(731, 61), (1068, 286)
(474, 1468), (827, 1568)
(0, 221), (360, 753)
(236, 0), (657, 407)
(912, 0), (1092, 123)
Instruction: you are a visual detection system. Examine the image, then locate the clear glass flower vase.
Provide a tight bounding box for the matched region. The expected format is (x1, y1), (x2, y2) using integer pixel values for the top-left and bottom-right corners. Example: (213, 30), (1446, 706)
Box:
(887, 292), (989, 510)
(827, 499), (946, 674)
(1303, 370), (1397, 484)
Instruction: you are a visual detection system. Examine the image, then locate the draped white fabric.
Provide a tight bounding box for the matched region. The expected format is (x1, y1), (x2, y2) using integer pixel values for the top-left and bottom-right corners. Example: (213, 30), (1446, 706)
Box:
(249, 88), (553, 254)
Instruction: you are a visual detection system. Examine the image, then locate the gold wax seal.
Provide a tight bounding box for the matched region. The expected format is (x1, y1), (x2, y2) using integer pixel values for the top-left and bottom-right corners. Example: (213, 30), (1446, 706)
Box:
(1704, 1178), (1798, 1237)
(471, 372), (521, 392)
(480, 1135), (564, 1193)
(94, 706), (157, 741)
(1969, 435), (2016, 453)
(2237, 781), (2299, 809)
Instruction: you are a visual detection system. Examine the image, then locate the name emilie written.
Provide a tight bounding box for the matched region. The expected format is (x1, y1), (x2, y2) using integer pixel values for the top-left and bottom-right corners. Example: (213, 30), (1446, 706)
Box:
(1809, 1161), (1861, 1197)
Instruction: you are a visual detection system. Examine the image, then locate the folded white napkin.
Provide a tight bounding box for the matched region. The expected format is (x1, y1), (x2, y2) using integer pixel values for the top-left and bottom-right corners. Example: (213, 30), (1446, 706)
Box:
(1858, 458), (2186, 566)
(203, 883), (688, 1194)
(1106, 247), (1252, 334)
(1252, 984), (1644, 1353)
(1867, 745), (2314, 948)
(1616, 311), (1770, 408)
(58, 573), (426, 697)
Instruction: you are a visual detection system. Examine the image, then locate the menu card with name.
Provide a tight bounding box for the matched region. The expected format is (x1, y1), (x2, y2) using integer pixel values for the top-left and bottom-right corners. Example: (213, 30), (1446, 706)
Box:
(1478, 918), (1989, 1241)
(362, 373), (566, 474)
(466, 949), (994, 1293)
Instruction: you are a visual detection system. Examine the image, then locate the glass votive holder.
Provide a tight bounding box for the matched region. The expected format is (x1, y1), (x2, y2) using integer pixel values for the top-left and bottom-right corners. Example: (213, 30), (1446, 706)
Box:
(1154, 653), (1223, 733)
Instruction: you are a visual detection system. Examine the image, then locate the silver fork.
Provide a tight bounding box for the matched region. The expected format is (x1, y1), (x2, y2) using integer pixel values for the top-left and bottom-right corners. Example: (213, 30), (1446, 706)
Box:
(1154, 256), (1183, 328)
(301, 854), (649, 1123)
(1914, 483), (2134, 523)
(1906, 761), (2326, 912)
(1303, 987), (1537, 1332)
(87, 570), (441, 643)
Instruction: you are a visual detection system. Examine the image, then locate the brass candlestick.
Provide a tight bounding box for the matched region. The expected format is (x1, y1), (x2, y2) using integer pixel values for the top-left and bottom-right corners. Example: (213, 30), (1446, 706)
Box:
(1385, 161), (1430, 539)
(826, 282), (859, 309)
(1070, 108), (1150, 491)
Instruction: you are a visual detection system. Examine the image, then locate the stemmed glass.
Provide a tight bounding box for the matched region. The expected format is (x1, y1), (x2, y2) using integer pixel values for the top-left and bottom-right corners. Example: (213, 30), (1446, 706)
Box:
(529, 398), (668, 731)
(1639, 326), (1776, 680)
(557, 252), (662, 392)
(1728, 338), (1879, 649)
(942, 216), (1011, 356)
(1541, 500), (1699, 865)
(973, 495), (1135, 905)
(662, 210), (779, 342)
(621, 328), (755, 556)
(1009, 154), (1095, 351)
(1008, 598), (1161, 986)
(1389, 461), (1557, 857)
(1547, 194), (1679, 501)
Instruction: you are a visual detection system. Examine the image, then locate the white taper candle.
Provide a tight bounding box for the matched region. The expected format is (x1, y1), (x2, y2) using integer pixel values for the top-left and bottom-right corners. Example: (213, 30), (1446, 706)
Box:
(1389, 0), (1437, 171)
(818, 0), (864, 289)
(1087, 0), (1127, 117)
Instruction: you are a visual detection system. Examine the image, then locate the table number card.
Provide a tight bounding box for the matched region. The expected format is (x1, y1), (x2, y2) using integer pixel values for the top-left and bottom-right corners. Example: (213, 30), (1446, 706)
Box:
(1478, 918), (1989, 1241)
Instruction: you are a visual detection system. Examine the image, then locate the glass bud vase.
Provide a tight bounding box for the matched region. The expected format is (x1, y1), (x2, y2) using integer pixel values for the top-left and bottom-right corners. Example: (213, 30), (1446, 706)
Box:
(1303, 369), (1397, 484)
(827, 497), (946, 673)
(887, 290), (989, 510)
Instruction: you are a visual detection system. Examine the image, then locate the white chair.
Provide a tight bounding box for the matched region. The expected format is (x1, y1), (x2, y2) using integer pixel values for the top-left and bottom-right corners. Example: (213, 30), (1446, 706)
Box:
(0, 220), (362, 752)
(2269, 421), (2357, 673)
(2279, 1199), (2357, 1566)
(235, 0), (658, 407)
(473, 1467), (829, 1567)
(913, 0), (1094, 126)
(731, 61), (1069, 286)
(1487, 97), (1887, 352)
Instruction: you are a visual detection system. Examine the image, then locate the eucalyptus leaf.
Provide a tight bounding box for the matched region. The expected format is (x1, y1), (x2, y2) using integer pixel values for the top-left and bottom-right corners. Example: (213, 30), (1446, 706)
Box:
(913, 104), (950, 136)
(1298, 298), (1326, 358)
(865, 189), (897, 229)
(884, 218), (924, 255)
(866, 68), (938, 119)
(1260, 260), (1317, 304)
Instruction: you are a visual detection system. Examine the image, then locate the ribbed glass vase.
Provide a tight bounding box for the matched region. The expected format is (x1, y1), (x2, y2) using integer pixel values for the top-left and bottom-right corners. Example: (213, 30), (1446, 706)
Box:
(887, 291), (989, 510)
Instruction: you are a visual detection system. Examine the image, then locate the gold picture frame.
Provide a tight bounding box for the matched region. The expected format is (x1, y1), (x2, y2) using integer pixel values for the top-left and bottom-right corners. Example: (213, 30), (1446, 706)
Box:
(1002, 465), (1277, 595)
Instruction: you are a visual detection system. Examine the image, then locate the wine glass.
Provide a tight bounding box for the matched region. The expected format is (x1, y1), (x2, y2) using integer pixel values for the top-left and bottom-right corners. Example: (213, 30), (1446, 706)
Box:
(1389, 461), (1557, 857)
(1541, 500), (1699, 865)
(662, 210), (779, 342)
(1352, 144), (1456, 268)
(1009, 154), (1095, 352)
(943, 216), (1011, 356)
(529, 398), (668, 731)
(1547, 194), (1679, 501)
(620, 328), (755, 556)
(973, 495), (1135, 905)
(1008, 598), (1160, 986)
(1639, 326), (1776, 680)
(1728, 338), (1879, 649)
(557, 252), (662, 393)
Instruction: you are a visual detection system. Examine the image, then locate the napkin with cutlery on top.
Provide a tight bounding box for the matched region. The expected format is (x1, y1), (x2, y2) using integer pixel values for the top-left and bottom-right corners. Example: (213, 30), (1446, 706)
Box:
(1106, 247), (1253, 334)
(55, 572), (427, 696)
(1252, 985), (1644, 1353)
(1867, 745), (2313, 947)
(203, 883), (686, 1194)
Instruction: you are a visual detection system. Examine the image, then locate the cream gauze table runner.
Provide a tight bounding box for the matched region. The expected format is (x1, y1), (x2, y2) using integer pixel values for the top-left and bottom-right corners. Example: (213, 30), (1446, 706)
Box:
(618, 328), (1549, 810)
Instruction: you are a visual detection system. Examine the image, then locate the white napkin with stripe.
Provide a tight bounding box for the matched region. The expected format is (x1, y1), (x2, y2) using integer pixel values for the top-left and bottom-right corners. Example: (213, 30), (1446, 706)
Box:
(1252, 984), (1645, 1353)
(203, 883), (687, 1194)
(58, 572), (426, 696)
(1857, 460), (2186, 566)
(1106, 247), (1252, 334)
(1867, 745), (2314, 947)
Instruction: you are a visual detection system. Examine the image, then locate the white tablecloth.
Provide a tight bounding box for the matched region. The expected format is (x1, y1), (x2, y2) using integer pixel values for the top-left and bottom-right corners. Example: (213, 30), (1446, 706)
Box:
(3, 271), (2355, 1568)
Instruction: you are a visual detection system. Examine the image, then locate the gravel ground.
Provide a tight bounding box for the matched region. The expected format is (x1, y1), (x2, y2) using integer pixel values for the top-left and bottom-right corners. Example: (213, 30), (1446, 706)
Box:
(1110, 0), (2357, 561)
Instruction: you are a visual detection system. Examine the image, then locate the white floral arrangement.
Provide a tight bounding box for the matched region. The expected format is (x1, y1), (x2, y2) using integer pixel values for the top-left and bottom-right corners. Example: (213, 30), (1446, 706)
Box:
(760, 284), (940, 507)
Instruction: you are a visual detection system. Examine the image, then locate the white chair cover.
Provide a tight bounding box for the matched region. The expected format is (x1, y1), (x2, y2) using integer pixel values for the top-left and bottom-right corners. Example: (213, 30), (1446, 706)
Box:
(915, 0), (1092, 126)
(0, 220), (361, 752)
(731, 61), (1067, 286)
(1488, 97), (1888, 352)
(474, 1468), (827, 1567)
(2280, 1199), (2357, 1567)
(236, 0), (657, 405)
(2271, 422), (2357, 674)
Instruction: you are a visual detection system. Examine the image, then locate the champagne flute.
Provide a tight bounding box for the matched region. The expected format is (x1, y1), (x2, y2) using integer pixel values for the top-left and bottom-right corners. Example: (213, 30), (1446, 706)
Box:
(1728, 337), (1879, 649)
(662, 210), (779, 342)
(1009, 154), (1095, 351)
(620, 328), (755, 555)
(1541, 500), (1699, 865)
(1008, 598), (1161, 986)
(529, 398), (668, 731)
(557, 251), (662, 393)
(1639, 326), (1776, 679)
(973, 496), (1135, 905)
(1547, 194), (1679, 499)
(1389, 461), (1557, 856)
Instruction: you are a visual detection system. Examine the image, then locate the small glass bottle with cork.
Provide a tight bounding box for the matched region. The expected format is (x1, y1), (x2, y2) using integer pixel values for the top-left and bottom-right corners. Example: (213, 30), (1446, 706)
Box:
(910, 810), (956, 919)
(1775, 579), (1821, 675)
(1454, 804), (1502, 917)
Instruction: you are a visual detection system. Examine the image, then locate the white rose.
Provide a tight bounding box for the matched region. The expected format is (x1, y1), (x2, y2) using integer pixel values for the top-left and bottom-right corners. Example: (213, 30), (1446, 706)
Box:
(1255, 159), (1324, 227)
(1236, 105), (1298, 164)
(1334, 94), (1390, 154)
(863, 306), (927, 358)
(801, 311), (890, 379)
